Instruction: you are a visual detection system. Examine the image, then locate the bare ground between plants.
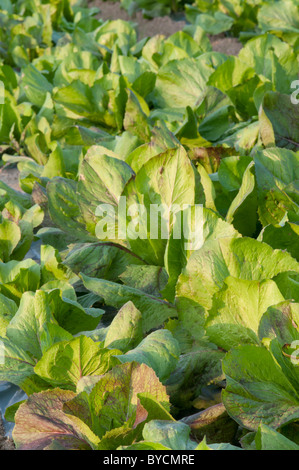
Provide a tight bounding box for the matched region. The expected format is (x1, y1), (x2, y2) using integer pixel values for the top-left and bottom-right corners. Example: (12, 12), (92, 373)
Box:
(0, 414), (15, 450)
(90, 0), (243, 55)
(0, 2), (242, 190)
(0, 167), (21, 191)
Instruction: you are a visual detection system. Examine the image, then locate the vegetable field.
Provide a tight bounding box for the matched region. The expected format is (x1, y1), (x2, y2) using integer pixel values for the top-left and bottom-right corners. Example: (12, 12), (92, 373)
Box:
(0, 0), (299, 452)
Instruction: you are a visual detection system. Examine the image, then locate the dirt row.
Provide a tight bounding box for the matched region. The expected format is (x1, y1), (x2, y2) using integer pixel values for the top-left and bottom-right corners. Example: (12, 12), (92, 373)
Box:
(90, 0), (243, 55)
(0, 414), (14, 450)
(0, 2), (242, 195)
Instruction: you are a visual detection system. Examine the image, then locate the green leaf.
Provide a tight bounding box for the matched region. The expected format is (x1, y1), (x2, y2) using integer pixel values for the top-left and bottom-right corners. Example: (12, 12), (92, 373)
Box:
(225, 161), (257, 236)
(258, 1), (299, 34)
(34, 335), (120, 391)
(259, 222), (299, 261)
(0, 255), (40, 303)
(123, 89), (151, 141)
(126, 125), (180, 173)
(261, 92), (299, 150)
(77, 146), (134, 237)
(12, 204), (44, 261)
(194, 12), (234, 35)
(0, 293), (18, 336)
(65, 362), (170, 445)
(4, 400), (26, 424)
(153, 54), (226, 109)
(142, 420), (195, 450)
(206, 277), (285, 350)
(258, 301), (299, 393)
(118, 442), (170, 450)
(81, 273), (177, 333)
(222, 344), (299, 431)
(218, 155), (253, 192)
(13, 388), (100, 450)
(104, 301), (143, 352)
(123, 145), (197, 266)
(63, 242), (144, 282)
(0, 181), (32, 211)
(0, 218), (21, 262)
(47, 177), (92, 241)
(42, 144), (66, 179)
(119, 265), (168, 297)
(166, 343), (224, 411)
(40, 322), (73, 354)
(22, 64), (53, 108)
(40, 244), (72, 284)
(254, 147), (299, 225)
(117, 329), (180, 382)
(208, 56), (259, 118)
(6, 290), (52, 360)
(54, 80), (103, 124)
(0, 336), (43, 393)
(255, 424), (299, 450)
(195, 437), (212, 450)
(89, 361), (169, 433)
(44, 287), (104, 335)
(176, 236), (299, 320)
(238, 34), (299, 94)
(196, 163), (217, 211)
(164, 207), (239, 302)
(258, 301), (299, 346)
(182, 403), (238, 444)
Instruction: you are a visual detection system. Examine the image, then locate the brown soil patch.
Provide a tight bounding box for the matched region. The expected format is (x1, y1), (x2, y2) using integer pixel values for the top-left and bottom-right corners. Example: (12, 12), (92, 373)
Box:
(90, 0), (186, 39)
(0, 414), (15, 450)
(0, 3), (242, 194)
(210, 36), (242, 56)
(0, 167), (21, 192)
(90, 0), (242, 55)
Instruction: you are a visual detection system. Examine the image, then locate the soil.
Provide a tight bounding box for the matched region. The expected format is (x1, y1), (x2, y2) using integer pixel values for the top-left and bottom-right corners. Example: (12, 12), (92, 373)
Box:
(90, 0), (187, 38)
(209, 36), (243, 56)
(0, 2), (242, 190)
(0, 2), (243, 450)
(0, 166), (21, 192)
(90, 0), (243, 55)
(0, 414), (15, 450)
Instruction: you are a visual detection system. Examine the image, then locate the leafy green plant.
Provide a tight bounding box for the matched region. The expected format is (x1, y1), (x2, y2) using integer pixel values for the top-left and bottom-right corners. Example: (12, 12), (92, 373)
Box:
(0, 0), (298, 451)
